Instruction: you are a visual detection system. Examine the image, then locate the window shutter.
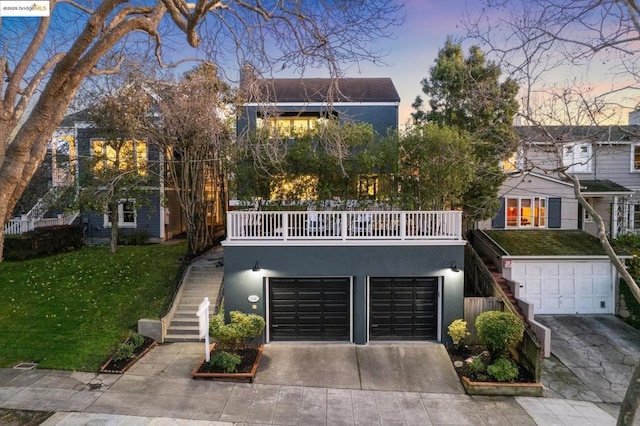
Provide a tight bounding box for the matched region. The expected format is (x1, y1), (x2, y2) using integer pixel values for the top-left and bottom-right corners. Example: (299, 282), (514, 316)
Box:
(492, 198), (506, 228)
(548, 197), (562, 228)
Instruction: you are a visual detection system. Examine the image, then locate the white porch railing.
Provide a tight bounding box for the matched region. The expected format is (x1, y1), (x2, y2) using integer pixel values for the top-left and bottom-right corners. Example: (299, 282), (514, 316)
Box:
(4, 212), (79, 236)
(226, 210), (463, 241)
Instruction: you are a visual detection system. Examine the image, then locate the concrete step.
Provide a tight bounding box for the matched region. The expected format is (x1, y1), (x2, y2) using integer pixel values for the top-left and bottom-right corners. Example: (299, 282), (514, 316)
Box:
(165, 333), (201, 342)
(166, 325), (200, 335)
(170, 318), (199, 327)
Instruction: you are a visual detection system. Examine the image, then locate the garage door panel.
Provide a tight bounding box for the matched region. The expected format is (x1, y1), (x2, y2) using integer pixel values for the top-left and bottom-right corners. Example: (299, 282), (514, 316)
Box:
(559, 281), (575, 294)
(269, 278), (350, 341)
(515, 261), (613, 314)
(369, 277), (438, 341)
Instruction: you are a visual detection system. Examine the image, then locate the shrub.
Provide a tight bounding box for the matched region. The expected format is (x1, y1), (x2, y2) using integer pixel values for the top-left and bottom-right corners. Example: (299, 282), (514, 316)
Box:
(210, 310), (266, 351)
(209, 351), (242, 373)
(118, 230), (150, 246)
(129, 332), (145, 348)
(487, 358), (519, 382)
(112, 342), (135, 361)
(468, 357), (486, 375)
(4, 225), (83, 260)
(475, 310), (524, 359)
(448, 319), (470, 350)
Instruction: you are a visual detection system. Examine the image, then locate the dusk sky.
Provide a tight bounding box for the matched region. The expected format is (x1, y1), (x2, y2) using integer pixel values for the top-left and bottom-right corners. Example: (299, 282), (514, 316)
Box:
(342, 0), (481, 126)
(272, 0), (483, 127)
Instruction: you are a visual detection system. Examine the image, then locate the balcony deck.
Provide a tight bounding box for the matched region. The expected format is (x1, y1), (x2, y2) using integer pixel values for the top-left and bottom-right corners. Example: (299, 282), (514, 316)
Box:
(223, 210), (465, 246)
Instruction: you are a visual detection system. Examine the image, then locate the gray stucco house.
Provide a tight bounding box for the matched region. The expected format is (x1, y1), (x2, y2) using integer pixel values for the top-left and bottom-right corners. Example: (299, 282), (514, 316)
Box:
(224, 78), (465, 345)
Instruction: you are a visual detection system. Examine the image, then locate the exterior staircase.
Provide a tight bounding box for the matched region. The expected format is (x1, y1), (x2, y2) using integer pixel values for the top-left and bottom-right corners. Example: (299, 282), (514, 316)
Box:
(164, 248), (224, 342)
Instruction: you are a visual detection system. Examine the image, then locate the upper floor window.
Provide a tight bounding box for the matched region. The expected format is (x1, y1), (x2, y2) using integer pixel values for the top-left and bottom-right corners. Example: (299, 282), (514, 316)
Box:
(505, 197), (546, 228)
(563, 142), (592, 173)
(502, 147), (524, 172)
(92, 139), (147, 175)
(256, 112), (333, 138)
(631, 144), (640, 172)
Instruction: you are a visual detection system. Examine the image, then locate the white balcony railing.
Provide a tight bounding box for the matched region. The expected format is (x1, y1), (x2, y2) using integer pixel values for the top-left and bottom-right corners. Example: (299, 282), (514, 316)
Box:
(4, 212), (79, 236)
(226, 210), (463, 242)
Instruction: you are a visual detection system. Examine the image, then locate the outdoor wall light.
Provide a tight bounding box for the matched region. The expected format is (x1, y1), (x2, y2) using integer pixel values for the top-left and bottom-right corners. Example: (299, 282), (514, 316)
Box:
(252, 261), (261, 272)
(450, 262), (460, 272)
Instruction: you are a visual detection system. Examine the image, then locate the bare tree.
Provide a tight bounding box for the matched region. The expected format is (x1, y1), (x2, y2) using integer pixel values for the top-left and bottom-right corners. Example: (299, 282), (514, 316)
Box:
(466, 2), (640, 423)
(142, 64), (232, 257)
(0, 0), (403, 261)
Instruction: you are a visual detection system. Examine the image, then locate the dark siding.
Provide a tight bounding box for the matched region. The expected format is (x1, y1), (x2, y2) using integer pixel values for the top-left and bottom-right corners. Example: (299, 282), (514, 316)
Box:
(492, 198), (506, 228)
(237, 104), (398, 138)
(223, 244), (464, 345)
(548, 197), (562, 228)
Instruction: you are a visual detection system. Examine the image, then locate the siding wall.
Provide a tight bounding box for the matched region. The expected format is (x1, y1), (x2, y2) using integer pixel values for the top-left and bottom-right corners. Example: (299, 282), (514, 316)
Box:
(222, 244), (465, 345)
(76, 128), (164, 240)
(479, 173), (579, 230)
(237, 104), (399, 138)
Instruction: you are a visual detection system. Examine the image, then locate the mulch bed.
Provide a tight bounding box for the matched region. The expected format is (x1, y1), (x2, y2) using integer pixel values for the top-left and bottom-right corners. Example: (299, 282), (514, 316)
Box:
(194, 347), (260, 374)
(447, 344), (535, 383)
(99, 336), (156, 374)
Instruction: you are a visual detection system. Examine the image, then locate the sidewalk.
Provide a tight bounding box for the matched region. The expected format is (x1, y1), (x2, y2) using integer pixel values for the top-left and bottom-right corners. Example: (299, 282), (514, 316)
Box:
(0, 342), (625, 425)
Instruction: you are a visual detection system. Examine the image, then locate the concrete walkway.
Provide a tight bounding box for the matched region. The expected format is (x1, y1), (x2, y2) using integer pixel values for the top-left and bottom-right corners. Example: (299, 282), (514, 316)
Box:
(0, 342), (627, 425)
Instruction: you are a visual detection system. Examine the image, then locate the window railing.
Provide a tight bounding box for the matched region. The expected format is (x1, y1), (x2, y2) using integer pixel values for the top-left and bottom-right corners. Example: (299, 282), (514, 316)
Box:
(226, 210), (463, 241)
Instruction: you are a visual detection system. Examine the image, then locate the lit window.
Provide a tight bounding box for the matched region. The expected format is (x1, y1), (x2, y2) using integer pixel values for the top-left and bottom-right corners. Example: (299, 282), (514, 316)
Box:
(104, 199), (137, 228)
(258, 116), (321, 137)
(563, 142), (592, 173)
(92, 139), (147, 174)
(505, 197), (547, 228)
(269, 174), (318, 200)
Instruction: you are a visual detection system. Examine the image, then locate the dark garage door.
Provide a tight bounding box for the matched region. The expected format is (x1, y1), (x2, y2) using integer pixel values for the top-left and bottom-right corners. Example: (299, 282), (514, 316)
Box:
(369, 277), (438, 340)
(269, 277), (351, 341)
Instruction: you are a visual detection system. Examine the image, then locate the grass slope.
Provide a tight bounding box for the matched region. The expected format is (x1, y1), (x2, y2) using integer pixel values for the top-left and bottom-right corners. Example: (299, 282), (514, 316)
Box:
(0, 242), (186, 371)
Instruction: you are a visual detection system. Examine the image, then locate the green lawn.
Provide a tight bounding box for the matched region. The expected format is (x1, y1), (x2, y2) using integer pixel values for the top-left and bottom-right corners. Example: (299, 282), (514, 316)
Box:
(0, 242), (187, 371)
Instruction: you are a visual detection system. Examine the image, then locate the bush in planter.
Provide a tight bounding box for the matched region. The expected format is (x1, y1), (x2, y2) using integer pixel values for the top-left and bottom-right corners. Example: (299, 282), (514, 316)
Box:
(210, 351), (242, 373)
(487, 358), (519, 382)
(112, 332), (146, 362)
(475, 310), (524, 360)
(447, 319), (470, 352)
(210, 310), (266, 351)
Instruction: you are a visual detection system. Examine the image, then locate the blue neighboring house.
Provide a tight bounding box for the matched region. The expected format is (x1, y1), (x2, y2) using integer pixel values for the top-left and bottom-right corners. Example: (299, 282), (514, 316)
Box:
(48, 112), (224, 243)
(223, 77), (466, 345)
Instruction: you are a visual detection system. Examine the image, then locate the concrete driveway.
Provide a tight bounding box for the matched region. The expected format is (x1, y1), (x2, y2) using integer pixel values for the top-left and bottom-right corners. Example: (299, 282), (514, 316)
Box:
(536, 315), (640, 403)
(254, 343), (464, 394)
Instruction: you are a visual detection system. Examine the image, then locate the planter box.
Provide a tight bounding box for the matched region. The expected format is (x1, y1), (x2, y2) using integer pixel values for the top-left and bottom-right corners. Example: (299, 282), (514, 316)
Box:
(192, 343), (264, 382)
(99, 338), (157, 374)
(461, 376), (544, 397)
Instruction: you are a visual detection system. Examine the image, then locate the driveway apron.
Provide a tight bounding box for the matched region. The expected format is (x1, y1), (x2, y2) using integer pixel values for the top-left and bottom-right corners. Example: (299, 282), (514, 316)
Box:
(254, 343), (464, 394)
(536, 314), (640, 403)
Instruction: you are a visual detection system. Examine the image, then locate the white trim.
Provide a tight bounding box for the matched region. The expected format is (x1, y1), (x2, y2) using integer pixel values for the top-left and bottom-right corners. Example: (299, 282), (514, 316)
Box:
(503, 255), (632, 260)
(103, 199), (137, 228)
(222, 240), (467, 247)
(244, 101), (400, 107)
